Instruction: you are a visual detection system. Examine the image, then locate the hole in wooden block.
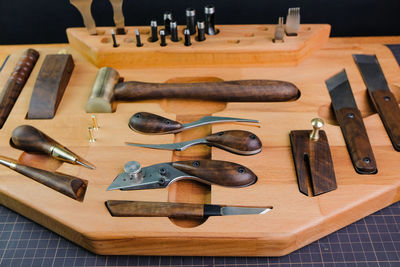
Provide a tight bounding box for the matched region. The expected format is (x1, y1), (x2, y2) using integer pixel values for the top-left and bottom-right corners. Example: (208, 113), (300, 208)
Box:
(307, 27), (312, 31)
(139, 29), (150, 35)
(258, 26), (269, 31)
(101, 37), (111, 43)
(318, 85), (400, 125)
(124, 38), (134, 43)
(244, 33), (255, 37)
(162, 76), (226, 228)
(227, 39), (240, 44)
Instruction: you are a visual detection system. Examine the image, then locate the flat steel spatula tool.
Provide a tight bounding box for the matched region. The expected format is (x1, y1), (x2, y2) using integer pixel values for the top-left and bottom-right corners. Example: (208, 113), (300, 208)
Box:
(129, 112), (259, 134)
(353, 54), (400, 151)
(70, 0), (97, 35)
(106, 200), (272, 218)
(325, 70), (377, 174)
(107, 160), (257, 191)
(126, 130), (262, 155)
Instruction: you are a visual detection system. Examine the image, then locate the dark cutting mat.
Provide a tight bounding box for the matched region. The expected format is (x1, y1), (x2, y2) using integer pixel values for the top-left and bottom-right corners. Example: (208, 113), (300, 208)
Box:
(1, 45), (400, 266)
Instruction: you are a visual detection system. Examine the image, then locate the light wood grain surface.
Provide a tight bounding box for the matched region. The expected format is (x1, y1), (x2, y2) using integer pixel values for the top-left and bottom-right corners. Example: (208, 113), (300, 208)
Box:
(0, 35), (399, 256)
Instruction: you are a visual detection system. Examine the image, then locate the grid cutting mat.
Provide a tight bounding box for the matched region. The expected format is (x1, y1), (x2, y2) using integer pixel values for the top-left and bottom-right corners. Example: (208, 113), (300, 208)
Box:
(0, 44), (400, 266)
(0, 203), (398, 266)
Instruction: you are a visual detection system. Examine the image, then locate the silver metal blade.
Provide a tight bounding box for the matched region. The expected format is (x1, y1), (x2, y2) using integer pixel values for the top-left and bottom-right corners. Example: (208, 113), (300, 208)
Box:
(221, 206), (272, 216)
(126, 138), (208, 151)
(326, 69), (358, 110)
(182, 116), (258, 131)
(353, 54), (390, 92)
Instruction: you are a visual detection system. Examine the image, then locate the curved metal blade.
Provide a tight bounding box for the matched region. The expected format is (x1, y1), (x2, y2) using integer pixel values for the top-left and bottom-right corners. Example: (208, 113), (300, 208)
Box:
(126, 138), (208, 151)
(182, 116), (258, 131)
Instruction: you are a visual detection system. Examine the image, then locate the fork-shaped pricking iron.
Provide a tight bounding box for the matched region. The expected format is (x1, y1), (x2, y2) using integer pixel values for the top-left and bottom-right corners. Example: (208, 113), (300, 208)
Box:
(285, 7), (300, 36)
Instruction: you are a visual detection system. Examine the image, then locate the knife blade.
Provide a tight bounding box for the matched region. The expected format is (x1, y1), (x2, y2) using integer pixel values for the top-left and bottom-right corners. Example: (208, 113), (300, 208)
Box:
(107, 160), (257, 191)
(353, 54), (400, 151)
(126, 130), (262, 155)
(129, 112), (259, 134)
(105, 200), (272, 218)
(325, 70), (377, 174)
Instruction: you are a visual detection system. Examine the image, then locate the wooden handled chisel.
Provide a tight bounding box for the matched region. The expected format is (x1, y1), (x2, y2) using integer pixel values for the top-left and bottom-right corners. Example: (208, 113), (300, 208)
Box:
(325, 70), (377, 174)
(353, 54), (400, 151)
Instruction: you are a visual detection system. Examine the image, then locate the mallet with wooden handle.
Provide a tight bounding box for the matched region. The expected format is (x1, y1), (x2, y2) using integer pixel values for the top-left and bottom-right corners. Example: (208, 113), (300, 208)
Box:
(85, 67), (301, 113)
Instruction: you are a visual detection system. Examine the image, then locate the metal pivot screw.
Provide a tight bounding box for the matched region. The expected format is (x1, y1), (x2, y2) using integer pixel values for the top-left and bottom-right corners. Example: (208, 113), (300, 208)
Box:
(309, 118), (325, 141)
(124, 161), (143, 181)
(91, 115), (99, 130)
(88, 127), (96, 142)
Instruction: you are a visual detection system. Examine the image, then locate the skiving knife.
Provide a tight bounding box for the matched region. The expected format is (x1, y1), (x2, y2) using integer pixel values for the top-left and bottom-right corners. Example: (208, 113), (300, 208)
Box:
(353, 54), (400, 151)
(126, 130), (262, 155)
(325, 70), (377, 174)
(107, 160), (257, 191)
(129, 112), (259, 134)
(105, 200), (272, 218)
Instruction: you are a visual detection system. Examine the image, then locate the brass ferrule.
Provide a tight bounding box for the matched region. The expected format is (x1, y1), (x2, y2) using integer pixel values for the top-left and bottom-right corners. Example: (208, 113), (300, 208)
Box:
(50, 146), (77, 164)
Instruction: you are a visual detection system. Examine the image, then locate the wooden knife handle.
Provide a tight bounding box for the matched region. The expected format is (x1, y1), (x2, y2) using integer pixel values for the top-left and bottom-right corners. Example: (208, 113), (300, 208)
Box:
(0, 156), (87, 201)
(106, 200), (205, 218)
(0, 49), (39, 129)
(205, 130), (262, 155)
(370, 90), (400, 151)
(335, 108), (377, 174)
(128, 112), (182, 134)
(10, 125), (60, 155)
(115, 80), (300, 102)
(172, 160), (257, 187)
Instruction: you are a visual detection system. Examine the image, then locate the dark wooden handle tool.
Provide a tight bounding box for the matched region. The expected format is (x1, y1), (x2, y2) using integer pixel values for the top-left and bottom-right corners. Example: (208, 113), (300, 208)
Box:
(10, 125), (95, 169)
(0, 49), (39, 129)
(353, 54), (400, 151)
(27, 54), (74, 119)
(326, 70), (377, 174)
(0, 156), (87, 201)
(105, 200), (272, 218)
(126, 130), (262, 155)
(129, 112), (258, 134)
(114, 80), (300, 102)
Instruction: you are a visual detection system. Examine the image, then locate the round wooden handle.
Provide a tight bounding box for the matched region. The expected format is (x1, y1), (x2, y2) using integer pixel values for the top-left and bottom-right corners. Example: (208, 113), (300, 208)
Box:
(205, 130), (262, 155)
(128, 112), (182, 134)
(10, 125), (58, 155)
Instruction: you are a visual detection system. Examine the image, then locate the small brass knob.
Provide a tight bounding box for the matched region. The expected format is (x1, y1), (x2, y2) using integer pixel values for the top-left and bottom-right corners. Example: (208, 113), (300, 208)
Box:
(309, 118), (324, 141)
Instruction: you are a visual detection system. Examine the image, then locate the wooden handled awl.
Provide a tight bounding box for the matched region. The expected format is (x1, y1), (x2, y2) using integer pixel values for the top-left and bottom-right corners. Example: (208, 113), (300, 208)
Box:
(10, 125), (95, 170)
(85, 67), (301, 113)
(0, 156), (88, 201)
(126, 130), (262, 155)
(106, 200), (272, 218)
(0, 49), (39, 129)
(290, 118), (337, 196)
(129, 112), (259, 134)
(107, 160), (257, 191)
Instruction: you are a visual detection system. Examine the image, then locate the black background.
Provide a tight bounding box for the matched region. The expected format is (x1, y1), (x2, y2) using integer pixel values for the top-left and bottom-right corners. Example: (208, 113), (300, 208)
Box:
(0, 0), (400, 44)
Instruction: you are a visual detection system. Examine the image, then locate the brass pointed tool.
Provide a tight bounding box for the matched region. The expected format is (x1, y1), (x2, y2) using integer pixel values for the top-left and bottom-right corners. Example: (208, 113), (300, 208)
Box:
(126, 130), (262, 155)
(290, 118), (337, 196)
(129, 112), (259, 134)
(70, 0), (97, 35)
(109, 0), (125, 34)
(0, 156), (88, 201)
(106, 200), (272, 218)
(10, 125), (95, 170)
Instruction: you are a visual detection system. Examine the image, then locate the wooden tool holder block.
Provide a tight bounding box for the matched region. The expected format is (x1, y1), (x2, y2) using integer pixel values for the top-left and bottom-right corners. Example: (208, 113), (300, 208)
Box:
(0, 35), (399, 256)
(66, 24), (331, 68)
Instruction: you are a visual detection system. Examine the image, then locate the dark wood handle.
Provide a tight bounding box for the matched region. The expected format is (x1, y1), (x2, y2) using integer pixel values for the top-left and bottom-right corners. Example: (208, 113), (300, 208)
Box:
(106, 200), (204, 218)
(172, 160), (257, 187)
(0, 49), (39, 129)
(335, 108), (377, 174)
(0, 156), (87, 201)
(128, 112), (182, 134)
(115, 80), (300, 102)
(370, 90), (400, 151)
(205, 130), (262, 155)
(10, 125), (60, 155)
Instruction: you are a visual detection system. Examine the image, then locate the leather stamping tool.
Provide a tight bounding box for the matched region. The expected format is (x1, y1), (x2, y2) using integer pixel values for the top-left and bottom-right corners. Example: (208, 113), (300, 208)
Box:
(290, 118), (337, 196)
